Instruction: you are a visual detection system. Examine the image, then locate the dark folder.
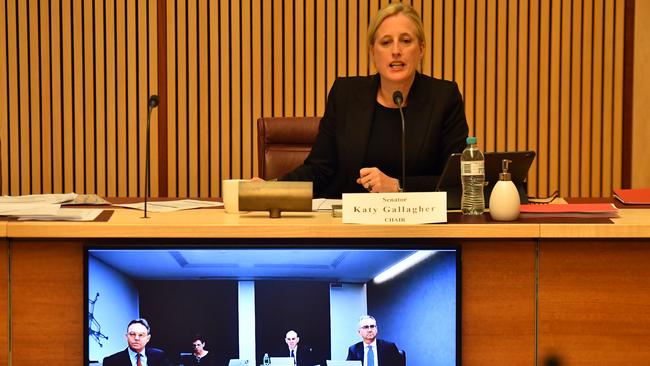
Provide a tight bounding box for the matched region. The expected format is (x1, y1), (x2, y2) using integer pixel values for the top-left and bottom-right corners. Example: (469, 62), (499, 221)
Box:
(436, 151), (536, 210)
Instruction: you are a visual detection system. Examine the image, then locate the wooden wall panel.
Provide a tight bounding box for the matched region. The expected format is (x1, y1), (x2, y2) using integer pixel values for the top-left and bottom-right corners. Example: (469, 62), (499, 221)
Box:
(633, 1), (650, 188)
(0, 241), (7, 366)
(0, 0), (633, 197)
(164, 0), (627, 198)
(10, 240), (84, 365)
(539, 241), (650, 365)
(0, 0), (159, 197)
(461, 240), (536, 365)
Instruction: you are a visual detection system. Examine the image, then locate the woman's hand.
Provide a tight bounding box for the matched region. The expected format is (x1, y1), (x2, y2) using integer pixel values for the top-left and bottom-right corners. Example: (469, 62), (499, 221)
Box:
(356, 167), (401, 193)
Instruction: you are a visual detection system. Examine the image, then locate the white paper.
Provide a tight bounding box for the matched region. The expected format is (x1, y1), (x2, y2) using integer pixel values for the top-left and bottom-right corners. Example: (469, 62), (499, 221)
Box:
(61, 194), (111, 205)
(0, 193), (77, 204)
(312, 198), (343, 211)
(0, 202), (62, 216)
(16, 208), (104, 221)
(114, 199), (224, 212)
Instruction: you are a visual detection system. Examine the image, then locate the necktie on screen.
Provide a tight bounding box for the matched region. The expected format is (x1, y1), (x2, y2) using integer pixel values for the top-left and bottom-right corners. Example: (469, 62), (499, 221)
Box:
(136, 353), (142, 366)
(291, 349), (296, 365)
(367, 346), (374, 366)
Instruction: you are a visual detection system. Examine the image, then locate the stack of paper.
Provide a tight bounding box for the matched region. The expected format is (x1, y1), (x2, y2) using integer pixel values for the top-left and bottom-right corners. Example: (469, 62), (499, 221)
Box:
(0, 193), (77, 204)
(15, 208), (104, 221)
(0, 193), (104, 221)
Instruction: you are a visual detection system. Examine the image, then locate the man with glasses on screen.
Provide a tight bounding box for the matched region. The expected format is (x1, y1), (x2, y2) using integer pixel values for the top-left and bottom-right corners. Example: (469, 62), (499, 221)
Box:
(346, 316), (401, 366)
(103, 318), (171, 366)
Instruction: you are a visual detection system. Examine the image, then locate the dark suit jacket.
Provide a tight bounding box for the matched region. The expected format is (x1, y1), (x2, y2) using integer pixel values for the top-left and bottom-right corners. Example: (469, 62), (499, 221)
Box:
(289, 344), (315, 366)
(346, 339), (401, 366)
(280, 73), (468, 198)
(102, 347), (171, 366)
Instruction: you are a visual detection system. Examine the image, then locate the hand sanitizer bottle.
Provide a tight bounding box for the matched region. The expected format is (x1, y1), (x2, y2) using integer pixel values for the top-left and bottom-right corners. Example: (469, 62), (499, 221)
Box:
(489, 159), (520, 221)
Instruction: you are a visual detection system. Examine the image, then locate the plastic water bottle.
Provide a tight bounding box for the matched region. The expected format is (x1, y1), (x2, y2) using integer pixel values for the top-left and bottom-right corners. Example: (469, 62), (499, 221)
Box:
(461, 136), (485, 215)
(263, 353), (270, 366)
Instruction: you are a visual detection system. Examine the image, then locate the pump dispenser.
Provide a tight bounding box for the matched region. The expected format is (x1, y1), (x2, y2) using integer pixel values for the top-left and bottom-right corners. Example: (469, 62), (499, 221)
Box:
(489, 159), (520, 221)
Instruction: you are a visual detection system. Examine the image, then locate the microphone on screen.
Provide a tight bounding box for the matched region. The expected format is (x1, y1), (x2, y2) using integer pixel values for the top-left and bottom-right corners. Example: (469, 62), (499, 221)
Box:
(393, 91), (406, 192)
(143, 94), (159, 219)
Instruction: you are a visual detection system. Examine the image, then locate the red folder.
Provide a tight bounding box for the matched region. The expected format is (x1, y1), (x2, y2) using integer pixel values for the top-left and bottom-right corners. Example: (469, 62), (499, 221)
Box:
(519, 203), (619, 218)
(613, 188), (650, 205)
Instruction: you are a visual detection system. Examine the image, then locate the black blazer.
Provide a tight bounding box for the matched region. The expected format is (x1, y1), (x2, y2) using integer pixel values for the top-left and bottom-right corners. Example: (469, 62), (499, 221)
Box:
(290, 344), (315, 366)
(346, 339), (401, 366)
(280, 73), (468, 198)
(102, 347), (171, 366)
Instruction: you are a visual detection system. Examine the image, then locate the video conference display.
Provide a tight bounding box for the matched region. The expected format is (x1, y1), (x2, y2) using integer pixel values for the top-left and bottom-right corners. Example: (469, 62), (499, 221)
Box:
(86, 247), (459, 366)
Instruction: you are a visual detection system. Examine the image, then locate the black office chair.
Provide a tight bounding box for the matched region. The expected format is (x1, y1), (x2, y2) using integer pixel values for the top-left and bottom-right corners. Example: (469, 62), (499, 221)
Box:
(398, 349), (406, 366)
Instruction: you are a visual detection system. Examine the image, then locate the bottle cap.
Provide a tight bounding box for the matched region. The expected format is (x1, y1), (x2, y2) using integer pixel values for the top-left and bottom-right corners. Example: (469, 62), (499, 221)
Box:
(466, 136), (477, 144)
(499, 159), (512, 181)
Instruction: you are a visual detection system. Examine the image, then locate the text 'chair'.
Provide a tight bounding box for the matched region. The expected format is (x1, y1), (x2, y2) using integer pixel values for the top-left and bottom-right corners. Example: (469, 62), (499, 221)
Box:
(257, 116), (321, 180)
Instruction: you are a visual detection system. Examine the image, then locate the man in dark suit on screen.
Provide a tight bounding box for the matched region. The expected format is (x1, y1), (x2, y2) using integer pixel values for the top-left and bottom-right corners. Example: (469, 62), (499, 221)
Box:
(103, 318), (171, 366)
(284, 330), (315, 366)
(346, 315), (401, 366)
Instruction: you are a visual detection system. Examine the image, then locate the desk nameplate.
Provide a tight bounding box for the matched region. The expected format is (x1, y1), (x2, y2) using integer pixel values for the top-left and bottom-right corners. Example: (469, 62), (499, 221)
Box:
(342, 192), (447, 224)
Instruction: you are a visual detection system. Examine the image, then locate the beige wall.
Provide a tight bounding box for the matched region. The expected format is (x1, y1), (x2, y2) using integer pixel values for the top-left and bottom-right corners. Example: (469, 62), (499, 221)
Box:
(633, 1), (650, 188)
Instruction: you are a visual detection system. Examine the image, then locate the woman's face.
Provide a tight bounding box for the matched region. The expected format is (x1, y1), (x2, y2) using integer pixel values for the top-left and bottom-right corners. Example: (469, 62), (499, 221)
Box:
(371, 13), (424, 85)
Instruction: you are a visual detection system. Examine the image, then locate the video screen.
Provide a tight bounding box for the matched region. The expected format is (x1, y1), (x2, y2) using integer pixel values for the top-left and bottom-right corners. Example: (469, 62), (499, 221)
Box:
(86, 246), (459, 366)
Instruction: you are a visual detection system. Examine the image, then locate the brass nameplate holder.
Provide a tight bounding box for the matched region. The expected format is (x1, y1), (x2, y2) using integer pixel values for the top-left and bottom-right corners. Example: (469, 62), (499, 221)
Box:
(238, 181), (313, 218)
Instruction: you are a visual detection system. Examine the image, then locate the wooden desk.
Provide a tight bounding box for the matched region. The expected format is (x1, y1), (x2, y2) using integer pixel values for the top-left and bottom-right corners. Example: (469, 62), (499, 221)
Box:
(2, 208), (650, 366)
(6, 208), (540, 239)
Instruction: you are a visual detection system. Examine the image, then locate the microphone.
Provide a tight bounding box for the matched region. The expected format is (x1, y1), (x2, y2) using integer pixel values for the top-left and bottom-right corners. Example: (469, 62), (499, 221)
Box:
(143, 94), (159, 219)
(148, 94), (159, 108)
(393, 91), (405, 192)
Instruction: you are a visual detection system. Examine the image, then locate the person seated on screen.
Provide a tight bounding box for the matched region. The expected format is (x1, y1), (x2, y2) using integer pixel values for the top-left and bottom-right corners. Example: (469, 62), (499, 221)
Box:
(346, 315), (401, 366)
(103, 318), (171, 366)
(181, 334), (218, 366)
(284, 330), (315, 366)
(276, 2), (468, 197)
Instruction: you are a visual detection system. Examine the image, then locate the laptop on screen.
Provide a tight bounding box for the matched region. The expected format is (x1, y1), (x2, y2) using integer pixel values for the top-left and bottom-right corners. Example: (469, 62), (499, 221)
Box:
(436, 150), (536, 209)
(227, 360), (250, 366)
(270, 357), (295, 366)
(326, 361), (362, 366)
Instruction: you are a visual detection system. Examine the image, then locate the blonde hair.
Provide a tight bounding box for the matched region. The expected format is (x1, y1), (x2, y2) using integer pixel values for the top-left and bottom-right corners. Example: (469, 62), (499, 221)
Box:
(367, 3), (425, 52)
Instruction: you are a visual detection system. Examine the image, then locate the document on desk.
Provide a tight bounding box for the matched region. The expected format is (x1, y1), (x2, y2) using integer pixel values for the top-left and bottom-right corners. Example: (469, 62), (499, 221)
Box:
(16, 208), (104, 221)
(0, 193), (77, 204)
(114, 199), (224, 212)
(0, 202), (61, 216)
(61, 194), (111, 205)
(312, 198), (343, 211)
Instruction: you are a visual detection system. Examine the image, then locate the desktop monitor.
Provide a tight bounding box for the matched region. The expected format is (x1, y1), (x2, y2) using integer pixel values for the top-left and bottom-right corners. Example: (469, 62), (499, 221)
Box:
(85, 243), (460, 366)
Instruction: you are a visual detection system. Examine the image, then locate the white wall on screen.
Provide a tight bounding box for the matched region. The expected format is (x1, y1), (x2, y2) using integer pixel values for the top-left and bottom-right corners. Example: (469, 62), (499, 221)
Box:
(88, 255), (139, 362)
(239, 281), (257, 365)
(329, 283), (367, 360)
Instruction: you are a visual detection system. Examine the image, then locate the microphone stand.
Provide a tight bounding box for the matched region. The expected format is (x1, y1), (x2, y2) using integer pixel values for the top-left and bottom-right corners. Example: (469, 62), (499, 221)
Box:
(143, 95), (159, 218)
(393, 91), (406, 192)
